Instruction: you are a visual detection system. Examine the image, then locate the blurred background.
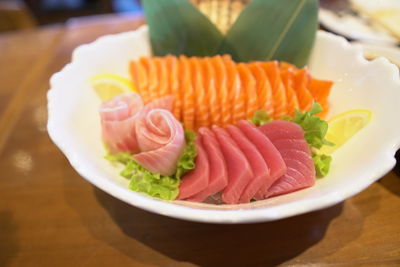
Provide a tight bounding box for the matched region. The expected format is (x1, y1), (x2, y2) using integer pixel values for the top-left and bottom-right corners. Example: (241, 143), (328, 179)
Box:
(0, 0), (142, 32)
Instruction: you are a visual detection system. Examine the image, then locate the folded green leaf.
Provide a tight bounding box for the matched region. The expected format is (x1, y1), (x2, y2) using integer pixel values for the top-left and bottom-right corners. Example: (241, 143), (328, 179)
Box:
(105, 130), (197, 200)
(248, 110), (272, 126)
(142, 0), (223, 57)
(312, 153), (332, 178)
(292, 103), (334, 149)
(217, 0), (318, 66)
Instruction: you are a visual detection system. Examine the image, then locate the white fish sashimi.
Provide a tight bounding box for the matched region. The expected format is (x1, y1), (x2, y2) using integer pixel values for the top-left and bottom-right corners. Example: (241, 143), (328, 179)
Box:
(134, 109), (185, 176)
(99, 92), (143, 153)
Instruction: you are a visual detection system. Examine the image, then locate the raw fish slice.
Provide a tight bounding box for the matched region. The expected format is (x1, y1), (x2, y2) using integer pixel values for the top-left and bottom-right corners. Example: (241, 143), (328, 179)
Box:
(261, 121), (315, 198)
(187, 127), (228, 202)
(180, 55), (195, 130)
(154, 57), (169, 97)
(279, 62), (297, 71)
(204, 57), (221, 126)
(259, 120), (305, 141)
(130, 60), (150, 104)
(280, 69), (299, 116)
(99, 92), (144, 154)
(308, 78), (333, 118)
(273, 139), (310, 154)
(213, 126), (253, 204)
(166, 55), (182, 120)
(141, 57), (159, 101)
(134, 109), (185, 176)
(260, 61), (287, 119)
(294, 68), (313, 112)
(191, 58), (209, 129)
(177, 135), (209, 200)
(213, 56), (231, 126)
(223, 56), (243, 125)
(237, 63), (258, 119)
(236, 120), (286, 200)
(142, 95), (173, 113)
(226, 125), (270, 203)
(248, 62), (274, 117)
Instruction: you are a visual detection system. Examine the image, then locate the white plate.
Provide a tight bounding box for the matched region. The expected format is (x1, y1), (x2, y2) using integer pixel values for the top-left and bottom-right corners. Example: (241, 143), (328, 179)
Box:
(47, 26), (400, 224)
(319, 4), (398, 45)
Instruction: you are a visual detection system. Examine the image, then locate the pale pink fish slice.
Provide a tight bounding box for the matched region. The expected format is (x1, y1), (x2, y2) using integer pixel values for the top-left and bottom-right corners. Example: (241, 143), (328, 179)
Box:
(99, 92), (143, 154)
(133, 109), (185, 176)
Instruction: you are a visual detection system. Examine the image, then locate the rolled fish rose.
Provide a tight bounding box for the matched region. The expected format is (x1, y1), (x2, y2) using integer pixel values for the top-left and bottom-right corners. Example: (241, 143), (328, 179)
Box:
(134, 108), (185, 176)
(99, 92), (143, 153)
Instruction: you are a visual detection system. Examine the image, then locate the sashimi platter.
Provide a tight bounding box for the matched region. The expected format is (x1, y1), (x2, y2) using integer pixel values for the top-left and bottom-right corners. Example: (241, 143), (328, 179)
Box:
(47, 0), (400, 223)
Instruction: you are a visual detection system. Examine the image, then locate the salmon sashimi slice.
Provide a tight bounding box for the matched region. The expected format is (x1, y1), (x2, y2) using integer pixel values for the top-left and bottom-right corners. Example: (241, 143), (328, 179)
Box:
(260, 61), (287, 119)
(237, 63), (258, 119)
(131, 59), (150, 104)
(236, 120), (287, 200)
(187, 127), (228, 202)
(192, 57), (209, 129)
(226, 125), (270, 203)
(279, 62), (297, 71)
(281, 68), (299, 117)
(141, 57), (159, 101)
(177, 135), (209, 199)
(223, 56), (239, 125)
(180, 55), (195, 130)
(154, 57), (169, 98)
(294, 68), (313, 112)
(229, 63), (246, 123)
(204, 57), (221, 126)
(308, 78), (333, 118)
(213, 55), (231, 126)
(248, 62), (274, 117)
(166, 55), (182, 120)
(213, 125), (253, 204)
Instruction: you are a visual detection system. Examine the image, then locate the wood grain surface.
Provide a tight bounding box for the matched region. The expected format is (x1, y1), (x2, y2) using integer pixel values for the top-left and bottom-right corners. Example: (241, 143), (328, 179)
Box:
(0, 14), (399, 267)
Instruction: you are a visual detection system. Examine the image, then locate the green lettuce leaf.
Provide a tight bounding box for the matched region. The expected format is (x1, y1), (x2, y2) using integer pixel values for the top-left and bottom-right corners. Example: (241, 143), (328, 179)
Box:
(312, 153), (332, 178)
(292, 103), (334, 149)
(248, 110), (272, 126)
(105, 130), (197, 200)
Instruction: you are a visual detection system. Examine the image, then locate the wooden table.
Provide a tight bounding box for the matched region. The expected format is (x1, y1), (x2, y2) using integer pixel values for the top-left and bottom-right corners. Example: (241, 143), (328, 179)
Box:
(0, 14), (399, 267)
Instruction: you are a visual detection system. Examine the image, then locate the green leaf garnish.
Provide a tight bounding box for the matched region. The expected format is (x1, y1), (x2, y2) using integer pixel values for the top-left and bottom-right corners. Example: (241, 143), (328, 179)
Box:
(292, 103), (334, 150)
(105, 130), (197, 200)
(312, 153), (332, 178)
(142, 0), (223, 57)
(248, 110), (272, 126)
(217, 0), (318, 66)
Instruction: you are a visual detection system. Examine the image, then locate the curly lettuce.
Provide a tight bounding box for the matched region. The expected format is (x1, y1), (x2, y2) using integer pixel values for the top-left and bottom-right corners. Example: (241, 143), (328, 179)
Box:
(105, 130), (197, 200)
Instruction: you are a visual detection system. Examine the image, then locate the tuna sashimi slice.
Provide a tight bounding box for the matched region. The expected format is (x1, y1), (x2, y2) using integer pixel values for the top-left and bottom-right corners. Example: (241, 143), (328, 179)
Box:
(236, 120), (286, 200)
(259, 120), (305, 141)
(99, 92), (144, 154)
(187, 127), (228, 202)
(226, 125), (270, 203)
(133, 109), (185, 176)
(177, 135), (209, 200)
(212, 126), (253, 204)
(260, 121), (316, 198)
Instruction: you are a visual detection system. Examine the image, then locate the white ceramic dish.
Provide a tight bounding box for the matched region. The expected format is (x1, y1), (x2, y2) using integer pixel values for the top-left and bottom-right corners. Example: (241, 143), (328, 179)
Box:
(47, 26), (400, 224)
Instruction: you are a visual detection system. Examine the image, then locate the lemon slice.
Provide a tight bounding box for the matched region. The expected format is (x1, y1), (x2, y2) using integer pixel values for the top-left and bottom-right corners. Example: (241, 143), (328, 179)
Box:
(91, 74), (136, 101)
(320, 109), (372, 155)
